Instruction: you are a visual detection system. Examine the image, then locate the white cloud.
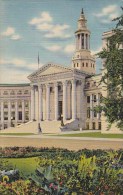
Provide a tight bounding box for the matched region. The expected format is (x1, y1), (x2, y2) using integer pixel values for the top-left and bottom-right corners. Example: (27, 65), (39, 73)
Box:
(94, 5), (119, 24)
(46, 45), (62, 52)
(2, 27), (21, 40)
(45, 43), (75, 55)
(2, 27), (15, 36)
(29, 12), (52, 25)
(64, 44), (75, 54)
(0, 57), (44, 83)
(29, 11), (71, 39)
(11, 34), (21, 40)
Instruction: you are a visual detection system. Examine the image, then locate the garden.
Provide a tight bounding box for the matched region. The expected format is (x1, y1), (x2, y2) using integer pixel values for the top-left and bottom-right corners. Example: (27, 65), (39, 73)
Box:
(0, 147), (123, 195)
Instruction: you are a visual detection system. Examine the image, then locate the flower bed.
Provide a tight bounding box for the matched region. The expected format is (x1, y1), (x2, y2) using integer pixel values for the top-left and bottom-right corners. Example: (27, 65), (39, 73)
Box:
(0, 147), (123, 194)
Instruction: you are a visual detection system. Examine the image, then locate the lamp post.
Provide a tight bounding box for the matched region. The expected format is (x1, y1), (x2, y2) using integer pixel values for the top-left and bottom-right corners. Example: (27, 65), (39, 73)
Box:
(37, 53), (42, 134)
(11, 117), (13, 127)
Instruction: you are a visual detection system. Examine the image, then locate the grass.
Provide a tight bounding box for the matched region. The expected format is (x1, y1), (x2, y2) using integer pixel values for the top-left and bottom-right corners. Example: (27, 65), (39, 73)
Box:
(0, 133), (34, 136)
(58, 132), (123, 139)
(0, 157), (39, 176)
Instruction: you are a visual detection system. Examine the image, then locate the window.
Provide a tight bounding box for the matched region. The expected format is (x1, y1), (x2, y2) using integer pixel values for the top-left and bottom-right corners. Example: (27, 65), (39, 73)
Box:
(93, 64), (94, 68)
(82, 63), (84, 67)
(11, 112), (15, 120)
(87, 107), (90, 118)
(94, 95), (97, 102)
(92, 122), (95, 130)
(4, 102), (8, 108)
(87, 96), (90, 103)
(11, 102), (15, 108)
(10, 90), (15, 95)
(17, 90), (22, 95)
(94, 109), (97, 117)
(25, 101), (29, 108)
(3, 91), (8, 95)
(86, 122), (89, 129)
(4, 124), (8, 129)
(18, 102), (22, 108)
(77, 63), (79, 67)
(24, 90), (29, 94)
(25, 111), (29, 120)
(4, 112), (8, 120)
(86, 82), (90, 88)
(94, 82), (96, 86)
(74, 64), (75, 67)
(98, 122), (101, 130)
(86, 63), (88, 67)
(58, 86), (62, 91)
(18, 111), (22, 120)
(50, 87), (53, 93)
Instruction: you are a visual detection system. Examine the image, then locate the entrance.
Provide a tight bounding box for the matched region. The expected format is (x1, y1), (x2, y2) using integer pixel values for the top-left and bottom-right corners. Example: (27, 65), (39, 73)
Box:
(58, 101), (62, 119)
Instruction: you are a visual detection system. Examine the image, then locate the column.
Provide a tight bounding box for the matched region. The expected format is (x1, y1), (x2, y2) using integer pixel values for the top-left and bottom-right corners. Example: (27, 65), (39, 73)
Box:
(29, 100), (31, 121)
(1, 101), (4, 129)
(88, 35), (90, 50)
(84, 34), (86, 49)
(80, 34), (82, 49)
(8, 101), (11, 127)
(63, 81), (67, 121)
(31, 85), (35, 120)
(39, 85), (43, 121)
(76, 35), (78, 50)
(90, 94), (93, 119)
(54, 82), (58, 120)
(72, 79), (77, 120)
(46, 84), (50, 120)
(97, 93), (100, 119)
(15, 101), (18, 124)
(22, 100), (25, 123)
(86, 34), (88, 49)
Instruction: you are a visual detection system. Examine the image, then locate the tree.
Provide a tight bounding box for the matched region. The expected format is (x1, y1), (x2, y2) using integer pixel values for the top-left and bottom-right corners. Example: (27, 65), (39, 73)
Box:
(97, 7), (123, 129)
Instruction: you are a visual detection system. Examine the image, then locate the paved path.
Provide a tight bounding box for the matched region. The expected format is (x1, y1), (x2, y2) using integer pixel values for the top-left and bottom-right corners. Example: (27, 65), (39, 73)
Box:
(0, 135), (123, 151)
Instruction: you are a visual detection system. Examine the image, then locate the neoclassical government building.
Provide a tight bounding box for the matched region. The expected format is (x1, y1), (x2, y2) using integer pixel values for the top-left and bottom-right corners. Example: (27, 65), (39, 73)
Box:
(0, 10), (122, 133)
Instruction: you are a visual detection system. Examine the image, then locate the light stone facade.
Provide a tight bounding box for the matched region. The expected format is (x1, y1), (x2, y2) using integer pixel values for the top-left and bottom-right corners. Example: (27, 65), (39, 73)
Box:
(0, 10), (122, 133)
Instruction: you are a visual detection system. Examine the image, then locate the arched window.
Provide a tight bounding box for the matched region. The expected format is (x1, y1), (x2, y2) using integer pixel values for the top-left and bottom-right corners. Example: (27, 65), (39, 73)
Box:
(86, 63), (88, 67)
(82, 63), (84, 67)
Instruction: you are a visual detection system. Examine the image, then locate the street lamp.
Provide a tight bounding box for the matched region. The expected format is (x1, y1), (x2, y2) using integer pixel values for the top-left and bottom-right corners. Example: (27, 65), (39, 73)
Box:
(11, 117), (13, 127)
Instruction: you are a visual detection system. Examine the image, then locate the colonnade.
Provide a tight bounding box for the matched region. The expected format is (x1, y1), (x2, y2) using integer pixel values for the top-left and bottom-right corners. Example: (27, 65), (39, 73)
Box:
(31, 79), (78, 121)
(76, 33), (90, 50)
(0, 100), (29, 129)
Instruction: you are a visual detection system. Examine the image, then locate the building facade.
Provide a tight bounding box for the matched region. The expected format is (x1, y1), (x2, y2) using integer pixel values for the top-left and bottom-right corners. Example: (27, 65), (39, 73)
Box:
(0, 10), (122, 133)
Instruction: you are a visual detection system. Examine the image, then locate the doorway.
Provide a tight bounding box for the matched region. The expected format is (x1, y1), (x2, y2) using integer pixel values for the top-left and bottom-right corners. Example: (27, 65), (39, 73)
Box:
(58, 101), (62, 119)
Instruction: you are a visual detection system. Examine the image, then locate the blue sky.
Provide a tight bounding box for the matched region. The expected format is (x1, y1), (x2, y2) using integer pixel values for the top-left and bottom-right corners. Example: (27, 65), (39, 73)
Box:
(0, 0), (122, 83)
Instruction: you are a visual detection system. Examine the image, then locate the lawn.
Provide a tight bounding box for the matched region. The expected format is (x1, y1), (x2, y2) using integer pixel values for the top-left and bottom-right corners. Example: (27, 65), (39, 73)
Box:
(1, 157), (39, 176)
(58, 132), (123, 139)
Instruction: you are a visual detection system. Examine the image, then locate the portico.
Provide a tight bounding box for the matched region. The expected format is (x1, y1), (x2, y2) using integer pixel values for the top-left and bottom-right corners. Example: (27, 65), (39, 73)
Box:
(28, 63), (86, 127)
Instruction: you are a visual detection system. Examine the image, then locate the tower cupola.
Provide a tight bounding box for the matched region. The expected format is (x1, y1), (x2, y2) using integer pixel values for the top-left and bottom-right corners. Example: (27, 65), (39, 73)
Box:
(72, 9), (96, 74)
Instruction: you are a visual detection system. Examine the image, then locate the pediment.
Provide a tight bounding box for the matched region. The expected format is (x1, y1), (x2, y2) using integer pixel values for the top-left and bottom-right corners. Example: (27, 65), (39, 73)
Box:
(28, 63), (72, 79)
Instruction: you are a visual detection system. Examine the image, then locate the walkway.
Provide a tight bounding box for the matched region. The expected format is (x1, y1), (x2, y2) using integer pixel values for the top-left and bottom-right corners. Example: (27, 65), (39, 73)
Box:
(0, 135), (123, 151)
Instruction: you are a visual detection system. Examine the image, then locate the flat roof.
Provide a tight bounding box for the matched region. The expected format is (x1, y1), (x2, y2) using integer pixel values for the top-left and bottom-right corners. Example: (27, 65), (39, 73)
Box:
(0, 83), (30, 87)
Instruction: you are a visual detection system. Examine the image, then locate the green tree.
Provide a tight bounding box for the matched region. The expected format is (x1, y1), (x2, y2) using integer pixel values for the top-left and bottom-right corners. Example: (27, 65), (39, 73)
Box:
(98, 7), (123, 129)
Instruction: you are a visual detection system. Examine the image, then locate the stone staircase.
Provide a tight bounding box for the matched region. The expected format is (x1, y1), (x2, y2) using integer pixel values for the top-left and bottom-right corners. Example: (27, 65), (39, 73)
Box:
(0, 120), (61, 134)
(0, 119), (80, 134)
